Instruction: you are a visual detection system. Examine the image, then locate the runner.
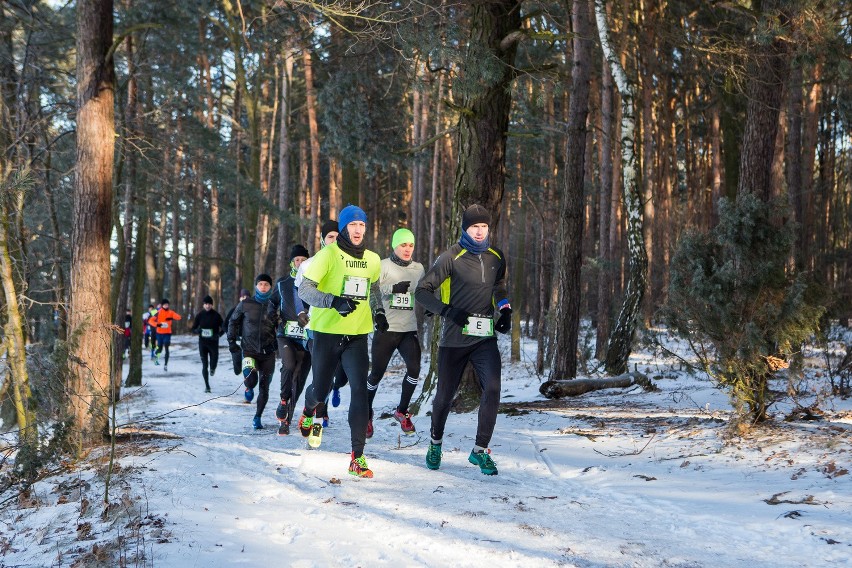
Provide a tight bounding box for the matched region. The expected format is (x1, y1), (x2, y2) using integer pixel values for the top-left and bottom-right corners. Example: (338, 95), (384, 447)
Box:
(225, 288), (249, 375)
(269, 244), (312, 435)
(144, 304), (159, 360)
(366, 228), (425, 438)
(191, 295), (225, 393)
(227, 275), (278, 429)
(414, 204), (512, 476)
(153, 299), (182, 372)
(297, 205), (385, 478)
(123, 308), (132, 359)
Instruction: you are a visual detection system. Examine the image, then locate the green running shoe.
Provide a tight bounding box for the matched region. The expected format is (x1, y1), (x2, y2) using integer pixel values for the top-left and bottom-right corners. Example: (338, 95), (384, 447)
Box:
(298, 414), (313, 437)
(348, 453), (373, 478)
(468, 449), (498, 475)
(425, 442), (442, 470)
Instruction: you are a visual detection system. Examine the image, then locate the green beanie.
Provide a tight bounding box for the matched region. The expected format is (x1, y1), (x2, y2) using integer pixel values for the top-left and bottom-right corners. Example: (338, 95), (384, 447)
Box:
(392, 228), (415, 249)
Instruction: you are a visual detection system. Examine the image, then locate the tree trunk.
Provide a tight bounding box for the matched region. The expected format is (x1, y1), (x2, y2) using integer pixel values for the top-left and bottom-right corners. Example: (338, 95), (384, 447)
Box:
(736, 1), (793, 201)
(595, 45), (614, 359)
(275, 47), (295, 276)
(303, 45), (321, 251)
(69, 0), (115, 451)
(540, 371), (653, 398)
(596, 0), (649, 376)
(452, 0), (521, 230)
(0, 173), (38, 454)
(551, 0), (593, 380)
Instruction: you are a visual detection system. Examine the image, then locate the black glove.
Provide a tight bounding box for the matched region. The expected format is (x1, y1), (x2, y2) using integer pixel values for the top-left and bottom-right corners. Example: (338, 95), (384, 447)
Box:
(331, 296), (359, 317)
(374, 311), (389, 333)
(441, 305), (470, 327)
(231, 351), (241, 375)
(391, 281), (411, 294)
(495, 307), (512, 334)
(297, 311), (310, 328)
(228, 342), (241, 354)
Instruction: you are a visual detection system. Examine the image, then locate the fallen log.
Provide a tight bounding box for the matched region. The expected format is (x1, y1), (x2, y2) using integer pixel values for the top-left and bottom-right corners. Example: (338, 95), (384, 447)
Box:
(539, 371), (655, 399)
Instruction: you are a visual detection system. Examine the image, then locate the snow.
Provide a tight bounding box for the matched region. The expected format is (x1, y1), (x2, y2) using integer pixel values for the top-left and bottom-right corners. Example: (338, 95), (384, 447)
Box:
(2, 331), (851, 567)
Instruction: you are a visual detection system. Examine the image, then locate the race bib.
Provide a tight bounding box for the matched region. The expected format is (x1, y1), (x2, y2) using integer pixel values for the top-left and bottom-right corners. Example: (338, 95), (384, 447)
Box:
(284, 320), (306, 339)
(341, 275), (368, 300)
(390, 292), (413, 310)
(201, 328), (213, 338)
(463, 315), (494, 337)
(159, 322), (168, 329)
(242, 356), (256, 370)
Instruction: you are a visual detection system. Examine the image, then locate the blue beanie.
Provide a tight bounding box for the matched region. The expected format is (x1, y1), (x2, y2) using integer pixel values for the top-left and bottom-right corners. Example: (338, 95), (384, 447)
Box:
(338, 205), (367, 232)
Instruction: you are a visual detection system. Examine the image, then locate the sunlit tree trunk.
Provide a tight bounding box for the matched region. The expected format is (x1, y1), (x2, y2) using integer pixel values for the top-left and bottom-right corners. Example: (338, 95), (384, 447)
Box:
(275, 47), (295, 276)
(69, 0), (115, 451)
(303, 44), (321, 251)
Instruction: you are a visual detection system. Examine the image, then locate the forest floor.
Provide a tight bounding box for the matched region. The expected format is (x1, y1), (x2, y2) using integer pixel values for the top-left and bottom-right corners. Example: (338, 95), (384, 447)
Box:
(1, 329), (851, 567)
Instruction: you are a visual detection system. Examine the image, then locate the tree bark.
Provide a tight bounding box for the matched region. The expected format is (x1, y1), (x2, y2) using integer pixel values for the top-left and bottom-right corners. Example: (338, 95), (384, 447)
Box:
(275, 47), (295, 276)
(736, 1), (793, 201)
(540, 372), (653, 398)
(551, 0), (593, 380)
(303, 45), (321, 251)
(596, 0), (648, 376)
(69, 0), (115, 451)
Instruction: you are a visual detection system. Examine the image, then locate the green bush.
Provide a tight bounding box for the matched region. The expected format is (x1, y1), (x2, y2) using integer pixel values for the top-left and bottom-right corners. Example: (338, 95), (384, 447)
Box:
(663, 194), (825, 425)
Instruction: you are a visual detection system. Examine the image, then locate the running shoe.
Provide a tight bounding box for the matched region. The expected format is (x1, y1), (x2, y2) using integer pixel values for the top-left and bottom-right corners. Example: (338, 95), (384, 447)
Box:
(393, 409), (415, 434)
(468, 449), (498, 475)
(331, 388), (341, 408)
(252, 416), (263, 430)
(277, 419), (290, 436)
(275, 400), (289, 421)
(298, 413), (314, 437)
(426, 442), (442, 470)
(244, 388), (254, 403)
(308, 423), (323, 448)
(348, 453), (373, 478)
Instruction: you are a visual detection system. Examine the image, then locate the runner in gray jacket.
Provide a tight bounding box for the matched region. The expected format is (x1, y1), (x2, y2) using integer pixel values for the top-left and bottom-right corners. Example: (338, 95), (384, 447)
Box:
(366, 228), (425, 437)
(414, 204), (512, 476)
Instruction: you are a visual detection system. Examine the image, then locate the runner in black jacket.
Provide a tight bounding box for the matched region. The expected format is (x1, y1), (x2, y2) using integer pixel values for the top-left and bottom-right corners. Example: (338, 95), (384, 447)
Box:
(268, 244), (312, 435)
(191, 295), (225, 393)
(414, 204), (511, 476)
(227, 275), (279, 429)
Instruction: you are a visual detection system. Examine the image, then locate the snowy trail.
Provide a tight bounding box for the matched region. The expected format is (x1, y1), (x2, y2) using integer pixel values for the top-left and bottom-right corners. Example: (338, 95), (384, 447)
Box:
(2, 334), (851, 567)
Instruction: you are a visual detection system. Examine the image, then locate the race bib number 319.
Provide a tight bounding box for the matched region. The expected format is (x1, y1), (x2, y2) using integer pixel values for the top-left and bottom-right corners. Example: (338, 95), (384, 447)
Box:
(341, 275), (368, 300)
(390, 292), (413, 310)
(462, 316), (494, 337)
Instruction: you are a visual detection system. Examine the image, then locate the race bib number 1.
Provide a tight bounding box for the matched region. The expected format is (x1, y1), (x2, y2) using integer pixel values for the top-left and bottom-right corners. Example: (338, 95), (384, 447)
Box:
(390, 292), (413, 310)
(463, 315), (494, 337)
(341, 275), (368, 300)
(284, 320), (306, 339)
(201, 328), (213, 338)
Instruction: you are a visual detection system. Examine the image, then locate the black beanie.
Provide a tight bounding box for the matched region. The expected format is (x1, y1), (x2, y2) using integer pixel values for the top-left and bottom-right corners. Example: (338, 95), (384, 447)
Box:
(255, 273), (273, 285)
(161, 298), (170, 305)
(239, 288), (250, 298)
(203, 295), (213, 304)
(290, 244), (309, 261)
(462, 204), (491, 230)
(321, 220), (339, 239)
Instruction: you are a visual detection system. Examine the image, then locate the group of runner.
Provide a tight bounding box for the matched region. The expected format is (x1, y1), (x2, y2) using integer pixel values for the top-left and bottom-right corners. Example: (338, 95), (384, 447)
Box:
(183, 203), (512, 479)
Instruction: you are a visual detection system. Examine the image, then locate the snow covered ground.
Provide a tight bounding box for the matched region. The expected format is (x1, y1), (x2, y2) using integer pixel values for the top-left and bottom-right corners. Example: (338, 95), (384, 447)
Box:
(2, 331), (851, 567)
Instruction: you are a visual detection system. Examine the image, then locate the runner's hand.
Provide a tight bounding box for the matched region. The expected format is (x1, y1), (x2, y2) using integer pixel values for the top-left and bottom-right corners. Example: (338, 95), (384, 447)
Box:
(331, 296), (359, 316)
(297, 311), (310, 328)
(374, 311), (389, 333)
(441, 305), (470, 327)
(495, 307), (512, 334)
(228, 342), (241, 353)
(391, 281), (410, 294)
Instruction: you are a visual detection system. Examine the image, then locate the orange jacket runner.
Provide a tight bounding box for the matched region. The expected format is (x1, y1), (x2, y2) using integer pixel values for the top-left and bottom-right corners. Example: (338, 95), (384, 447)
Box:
(154, 308), (182, 335)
